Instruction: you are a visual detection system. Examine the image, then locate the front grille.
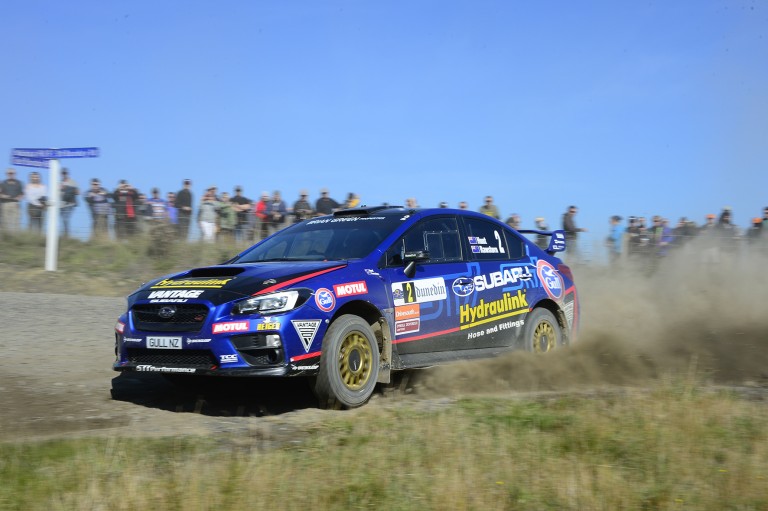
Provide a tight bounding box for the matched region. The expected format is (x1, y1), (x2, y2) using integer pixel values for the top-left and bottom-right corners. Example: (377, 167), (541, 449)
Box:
(131, 303), (209, 332)
(127, 348), (217, 368)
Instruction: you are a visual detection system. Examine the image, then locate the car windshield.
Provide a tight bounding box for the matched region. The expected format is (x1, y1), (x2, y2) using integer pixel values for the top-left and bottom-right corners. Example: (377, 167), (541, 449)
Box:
(232, 214), (405, 262)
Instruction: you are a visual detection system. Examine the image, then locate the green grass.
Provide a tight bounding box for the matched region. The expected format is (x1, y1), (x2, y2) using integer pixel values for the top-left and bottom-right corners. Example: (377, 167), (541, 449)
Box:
(1, 385), (767, 510)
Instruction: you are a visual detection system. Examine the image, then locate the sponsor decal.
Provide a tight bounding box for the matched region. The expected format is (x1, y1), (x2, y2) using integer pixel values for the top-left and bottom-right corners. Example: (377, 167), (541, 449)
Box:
(257, 322), (281, 331)
(212, 321), (250, 334)
(186, 338), (211, 344)
(291, 364), (320, 371)
(391, 277), (447, 306)
(115, 321), (125, 334)
(395, 318), (420, 335)
(136, 365), (196, 373)
(468, 319), (525, 340)
(395, 304), (420, 321)
(148, 290), (204, 299)
(563, 301), (574, 329)
(468, 236), (486, 245)
(333, 281), (368, 298)
(473, 266), (533, 292)
(123, 337), (142, 343)
(292, 320), (322, 352)
(471, 245), (499, 254)
(151, 277), (233, 289)
(451, 277), (475, 297)
(306, 217), (386, 225)
(364, 269), (381, 276)
(220, 354), (238, 363)
(147, 336), (182, 349)
(536, 260), (563, 300)
(459, 290), (528, 326)
(315, 288), (335, 312)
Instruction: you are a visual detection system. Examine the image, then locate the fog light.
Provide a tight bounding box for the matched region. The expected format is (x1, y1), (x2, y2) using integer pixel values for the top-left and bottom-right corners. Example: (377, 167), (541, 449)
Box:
(265, 334), (281, 348)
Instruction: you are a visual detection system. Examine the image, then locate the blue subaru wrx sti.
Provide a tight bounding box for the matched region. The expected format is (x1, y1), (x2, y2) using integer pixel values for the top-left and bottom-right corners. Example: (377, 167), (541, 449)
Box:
(114, 206), (579, 408)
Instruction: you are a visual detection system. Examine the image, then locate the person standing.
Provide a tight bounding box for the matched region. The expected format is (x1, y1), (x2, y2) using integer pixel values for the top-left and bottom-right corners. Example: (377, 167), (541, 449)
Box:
(175, 179), (193, 240)
(266, 190), (287, 235)
(479, 196), (500, 219)
(562, 205), (587, 260)
(0, 168), (24, 232)
(113, 180), (139, 239)
(315, 188), (339, 216)
(25, 171), (47, 233)
(230, 186), (252, 241)
(59, 168), (79, 238)
(85, 178), (111, 240)
(534, 217), (549, 250)
(606, 215), (623, 264)
(218, 191), (237, 241)
(292, 190), (313, 223)
(197, 188), (220, 242)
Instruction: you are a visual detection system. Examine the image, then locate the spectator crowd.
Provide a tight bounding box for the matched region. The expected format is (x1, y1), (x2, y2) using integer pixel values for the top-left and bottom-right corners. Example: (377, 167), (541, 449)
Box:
(2, 167), (766, 264)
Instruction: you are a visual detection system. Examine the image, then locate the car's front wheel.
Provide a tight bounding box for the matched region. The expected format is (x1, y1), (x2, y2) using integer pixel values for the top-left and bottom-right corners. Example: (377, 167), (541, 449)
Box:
(523, 308), (563, 353)
(314, 315), (379, 409)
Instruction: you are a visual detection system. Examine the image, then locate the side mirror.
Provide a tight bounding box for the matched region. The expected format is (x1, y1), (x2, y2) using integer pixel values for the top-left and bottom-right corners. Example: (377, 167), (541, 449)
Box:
(403, 250), (429, 278)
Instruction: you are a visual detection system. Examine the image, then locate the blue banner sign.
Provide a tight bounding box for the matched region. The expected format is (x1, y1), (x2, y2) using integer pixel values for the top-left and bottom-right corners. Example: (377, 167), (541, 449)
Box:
(11, 147), (100, 159)
(11, 156), (51, 168)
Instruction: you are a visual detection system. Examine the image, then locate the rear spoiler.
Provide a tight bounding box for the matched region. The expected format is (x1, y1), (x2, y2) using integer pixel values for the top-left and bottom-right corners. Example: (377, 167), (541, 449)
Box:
(517, 229), (566, 255)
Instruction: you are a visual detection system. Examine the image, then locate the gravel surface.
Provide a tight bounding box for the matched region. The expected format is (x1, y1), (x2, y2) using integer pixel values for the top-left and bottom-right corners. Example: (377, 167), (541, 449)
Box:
(0, 292), (346, 442)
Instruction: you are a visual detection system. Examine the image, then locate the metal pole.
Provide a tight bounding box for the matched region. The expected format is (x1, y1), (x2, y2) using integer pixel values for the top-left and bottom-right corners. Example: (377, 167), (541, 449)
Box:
(44, 159), (61, 271)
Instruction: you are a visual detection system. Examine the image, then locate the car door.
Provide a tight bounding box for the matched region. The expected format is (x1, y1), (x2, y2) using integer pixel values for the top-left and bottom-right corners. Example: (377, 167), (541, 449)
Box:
(380, 215), (474, 355)
(458, 216), (537, 348)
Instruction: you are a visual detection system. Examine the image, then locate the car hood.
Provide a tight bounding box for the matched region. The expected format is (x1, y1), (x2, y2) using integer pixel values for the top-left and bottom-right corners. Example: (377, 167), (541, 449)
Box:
(131, 261), (347, 304)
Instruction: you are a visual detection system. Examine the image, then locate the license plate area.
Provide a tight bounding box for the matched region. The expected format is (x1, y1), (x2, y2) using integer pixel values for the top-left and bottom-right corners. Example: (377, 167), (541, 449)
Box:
(147, 336), (183, 349)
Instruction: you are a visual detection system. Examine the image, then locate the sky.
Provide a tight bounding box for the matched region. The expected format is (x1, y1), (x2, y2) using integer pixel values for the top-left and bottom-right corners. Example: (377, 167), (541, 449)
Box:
(3, 1), (767, 256)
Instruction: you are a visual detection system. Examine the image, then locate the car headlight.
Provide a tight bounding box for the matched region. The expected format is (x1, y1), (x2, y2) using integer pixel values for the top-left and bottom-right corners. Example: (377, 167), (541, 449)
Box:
(233, 289), (309, 315)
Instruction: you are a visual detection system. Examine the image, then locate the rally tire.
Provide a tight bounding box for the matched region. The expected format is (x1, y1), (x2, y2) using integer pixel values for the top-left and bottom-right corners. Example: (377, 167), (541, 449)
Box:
(314, 315), (380, 409)
(523, 308), (562, 353)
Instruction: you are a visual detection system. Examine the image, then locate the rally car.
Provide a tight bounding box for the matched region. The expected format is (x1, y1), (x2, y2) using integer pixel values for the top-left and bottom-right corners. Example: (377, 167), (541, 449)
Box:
(114, 206), (578, 408)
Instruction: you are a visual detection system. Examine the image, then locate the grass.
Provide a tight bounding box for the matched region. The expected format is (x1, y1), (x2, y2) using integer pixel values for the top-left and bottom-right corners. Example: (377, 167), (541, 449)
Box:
(0, 230), (248, 296)
(1, 232), (767, 509)
(1, 384), (767, 510)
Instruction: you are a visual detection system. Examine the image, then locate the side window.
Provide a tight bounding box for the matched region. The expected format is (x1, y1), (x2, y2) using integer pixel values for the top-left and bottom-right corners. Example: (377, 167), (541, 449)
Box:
(385, 217), (462, 265)
(504, 230), (526, 260)
(463, 217), (510, 261)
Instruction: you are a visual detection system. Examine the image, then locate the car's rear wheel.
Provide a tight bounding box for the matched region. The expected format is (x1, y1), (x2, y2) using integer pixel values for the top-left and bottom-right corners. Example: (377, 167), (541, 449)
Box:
(523, 308), (562, 353)
(314, 315), (379, 409)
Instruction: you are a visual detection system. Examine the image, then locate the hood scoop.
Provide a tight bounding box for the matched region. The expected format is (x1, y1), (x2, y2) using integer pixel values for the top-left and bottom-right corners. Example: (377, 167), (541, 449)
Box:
(184, 266), (245, 278)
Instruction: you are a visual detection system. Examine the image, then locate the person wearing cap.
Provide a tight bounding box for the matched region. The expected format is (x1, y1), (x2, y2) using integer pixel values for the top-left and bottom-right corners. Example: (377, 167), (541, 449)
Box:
(197, 188), (220, 242)
(343, 192), (360, 209)
(25, 171), (47, 234)
(59, 168), (79, 238)
(292, 190), (313, 223)
(230, 186), (252, 242)
(175, 179), (193, 240)
(145, 187), (168, 224)
(315, 188), (339, 216)
(0, 168), (24, 232)
(218, 192), (237, 241)
(112, 179), (140, 239)
(85, 178), (111, 239)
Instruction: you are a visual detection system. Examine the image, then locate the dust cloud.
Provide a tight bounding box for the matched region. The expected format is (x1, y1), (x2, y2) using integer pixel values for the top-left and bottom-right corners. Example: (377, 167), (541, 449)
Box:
(418, 244), (768, 396)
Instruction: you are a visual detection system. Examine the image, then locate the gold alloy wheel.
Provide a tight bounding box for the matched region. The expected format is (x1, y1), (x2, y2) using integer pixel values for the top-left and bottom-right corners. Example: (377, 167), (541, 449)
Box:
(532, 320), (556, 353)
(337, 331), (373, 390)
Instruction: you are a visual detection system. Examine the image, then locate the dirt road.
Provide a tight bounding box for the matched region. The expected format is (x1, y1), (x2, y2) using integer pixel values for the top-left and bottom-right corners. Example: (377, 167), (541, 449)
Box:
(2, 254), (767, 442)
